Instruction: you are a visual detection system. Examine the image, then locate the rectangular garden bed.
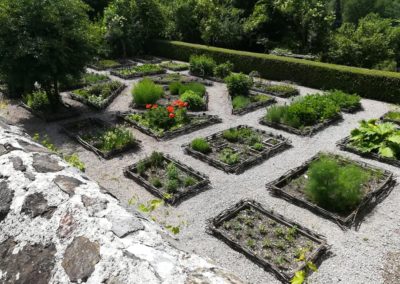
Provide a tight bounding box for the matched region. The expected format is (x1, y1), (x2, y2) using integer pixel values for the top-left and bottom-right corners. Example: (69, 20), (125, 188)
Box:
(124, 152), (210, 205)
(337, 136), (400, 168)
(260, 115), (342, 137)
(230, 92), (276, 116)
(69, 81), (126, 110)
(251, 83), (300, 98)
(62, 117), (140, 159)
(183, 125), (291, 174)
(20, 101), (79, 122)
(117, 111), (222, 141)
(60, 73), (110, 92)
(267, 153), (395, 229)
(380, 111), (400, 125)
(208, 199), (328, 283)
(132, 55), (163, 64)
(160, 61), (190, 71)
(150, 73), (213, 86)
(88, 59), (136, 71)
(110, 64), (166, 79)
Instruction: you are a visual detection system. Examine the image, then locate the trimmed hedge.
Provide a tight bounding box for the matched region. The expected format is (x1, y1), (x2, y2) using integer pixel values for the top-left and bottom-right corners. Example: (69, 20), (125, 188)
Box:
(146, 40), (400, 103)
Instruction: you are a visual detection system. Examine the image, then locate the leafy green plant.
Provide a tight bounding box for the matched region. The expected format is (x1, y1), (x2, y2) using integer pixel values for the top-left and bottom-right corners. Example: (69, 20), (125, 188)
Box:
(265, 84), (298, 95)
(160, 61), (189, 71)
(225, 73), (253, 97)
(167, 162), (179, 180)
(384, 111), (400, 122)
(96, 59), (121, 69)
(180, 90), (205, 111)
(232, 95), (251, 110)
(97, 127), (135, 152)
(150, 177), (163, 188)
(189, 54), (216, 76)
(178, 82), (206, 97)
(115, 64), (164, 77)
(149, 151), (164, 168)
(214, 61), (234, 78)
(326, 90), (361, 110)
(219, 148), (240, 165)
(184, 177), (197, 187)
(166, 179), (179, 193)
(350, 119), (400, 159)
(73, 81), (124, 105)
(24, 90), (52, 111)
(132, 78), (164, 106)
(305, 155), (371, 213)
(169, 82), (183, 96)
(191, 138), (211, 154)
(64, 154), (86, 172)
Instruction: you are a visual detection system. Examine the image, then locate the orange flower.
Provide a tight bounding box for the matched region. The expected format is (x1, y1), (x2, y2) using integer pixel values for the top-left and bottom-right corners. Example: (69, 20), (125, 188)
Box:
(183, 102), (188, 107)
(166, 106), (175, 113)
(152, 104), (158, 109)
(169, 113), (175, 119)
(146, 104), (152, 109)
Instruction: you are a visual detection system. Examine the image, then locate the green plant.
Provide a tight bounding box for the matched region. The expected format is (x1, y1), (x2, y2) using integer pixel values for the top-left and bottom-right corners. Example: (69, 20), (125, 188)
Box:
(326, 90), (361, 110)
(350, 119), (400, 159)
(149, 152), (164, 168)
(184, 177), (197, 187)
(305, 155), (370, 213)
(73, 81), (124, 105)
(97, 127), (135, 152)
(252, 143), (264, 151)
(132, 78), (164, 106)
(64, 154), (86, 172)
(214, 61), (234, 78)
(232, 96), (251, 110)
(384, 111), (400, 122)
(180, 90), (205, 111)
(219, 148), (240, 165)
(160, 61), (189, 71)
(189, 54), (216, 76)
(115, 64), (164, 77)
(178, 82), (206, 97)
(167, 163), (179, 180)
(166, 179), (179, 193)
(24, 90), (52, 111)
(191, 138), (211, 154)
(222, 129), (240, 142)
(246, 239), (256, 249)
(169, 82), (183, 95)
(137, 161), (147, 175)
(225, 73), (253, 97)
(150, 177), (163, 188)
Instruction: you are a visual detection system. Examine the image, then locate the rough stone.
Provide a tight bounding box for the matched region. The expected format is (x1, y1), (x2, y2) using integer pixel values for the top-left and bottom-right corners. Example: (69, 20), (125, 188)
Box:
(185, 267), (244, 284)
(57, 213), (77, 239)
(0, 238), (56, 284)
(0, 144), (7, 156)
(107, 212), (144, 238)
(0, 181), (13, 222)
(54, 175), (83, 196)
(24, 171), (36, 181)
(62, 236), (101, 282)
(32, 153), (64, 173)
(21, 192), (56, 218)
(9, 156), (26, 172)
(17, 139), (51, 153)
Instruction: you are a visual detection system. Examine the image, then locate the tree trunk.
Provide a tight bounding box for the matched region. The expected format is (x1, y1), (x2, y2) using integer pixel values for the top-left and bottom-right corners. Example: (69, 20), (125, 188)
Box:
(333, 0), (342, 29)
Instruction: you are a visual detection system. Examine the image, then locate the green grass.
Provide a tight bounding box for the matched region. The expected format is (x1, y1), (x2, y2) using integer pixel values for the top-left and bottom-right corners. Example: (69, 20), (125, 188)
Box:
(385, 111), (400, 121)
(132, 78), (164, 106)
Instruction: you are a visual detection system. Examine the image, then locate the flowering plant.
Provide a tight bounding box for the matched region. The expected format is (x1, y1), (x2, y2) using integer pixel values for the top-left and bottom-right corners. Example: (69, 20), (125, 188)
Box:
(145, 100), (189, 130)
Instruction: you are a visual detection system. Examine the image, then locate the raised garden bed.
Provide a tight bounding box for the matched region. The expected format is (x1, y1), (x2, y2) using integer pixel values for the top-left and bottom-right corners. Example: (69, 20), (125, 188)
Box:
(208, 199), (328, 283)
(230, 92), (276, 116)
(117, 111), (222, 141)
(132, 55), (163, 64)
(160, 61), (190, 71)
(267, 153), (395, 229)
(150, 73), (213, 86)
(69, 81), (126, 110)
(381, 111), (400, 125)
(251, 83), (300, 98)
(124, 152), (210, 205)
(88, 59), (136, 71)
(60, 73), (110, 92)
(62, 117), (139, 159)
(20, 101), (79, 122)
(183, 125), (291, 174)
(110, 64), (166, 79)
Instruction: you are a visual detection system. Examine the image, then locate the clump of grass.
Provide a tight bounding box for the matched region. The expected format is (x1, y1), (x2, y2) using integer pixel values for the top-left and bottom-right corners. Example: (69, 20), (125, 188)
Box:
(219, 148), (240, 165)
(132, 78), (164, 106)
(191, 138), (211, 153)
(232, 96), (251, 110)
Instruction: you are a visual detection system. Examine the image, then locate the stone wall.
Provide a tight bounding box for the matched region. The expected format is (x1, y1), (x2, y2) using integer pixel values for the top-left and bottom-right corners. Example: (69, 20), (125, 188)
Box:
(0, 118), (242, 284)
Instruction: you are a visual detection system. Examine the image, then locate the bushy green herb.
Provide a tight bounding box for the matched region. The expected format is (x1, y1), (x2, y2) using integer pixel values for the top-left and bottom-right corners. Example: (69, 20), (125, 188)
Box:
(232, 95), (251, 110)
(178, 82), (206, 97)
(64, 154), (86, 172)
(264, 84), (299, 97)
(189, 54), (216, 76)
(214, 61), (233, 78)
(225, 73), (253, 97)
(132, 78), (164, 106)
(191, 138), (211, 153)
(384, 111), (400, 122)
(166, 179), (179, 193)
(160, 61), (189, 71)
(305, 155), (370, 213)
(180, 90), (205, 111)
(97, 127), (135, 152)
(115, 64), (164, 77)
(151, 177), (163, 188)
(169, 82), (183, 95)
(96, 59), (121, 69)
(184, 177), (197, 187)
(24, 90), (52, 111)
(73, 81), (124, 105)
(219, 148), (240, 165)
(149, 152), (164, 168)
(326, 90), (361, 110)
(167, 162), (179, 180)
(137, 161), (147, 175)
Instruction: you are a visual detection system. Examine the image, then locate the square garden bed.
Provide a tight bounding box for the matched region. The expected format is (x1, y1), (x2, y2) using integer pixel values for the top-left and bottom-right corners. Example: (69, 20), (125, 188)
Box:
(62, 117), (140, 159)
(160, 61), (190, 71)
(117, 111), (222, 141)
(60, 73), (110, 92)
(183, 125), (291, 174)
(208, 199), (328, 283)
(20, 101), (79, 122)
(230, 92), (276, 116)
(150, 73), (213, 86)
(380, 111), (400, 126)
(251, 82), (300, 98)
(132, 55), (163, 64)
(88, 59), (136, 71)
(110, 64), (166, 79)
(69, 81), (126, 110)
(124, 152), (210, 205)
(267, 153), (395, 229)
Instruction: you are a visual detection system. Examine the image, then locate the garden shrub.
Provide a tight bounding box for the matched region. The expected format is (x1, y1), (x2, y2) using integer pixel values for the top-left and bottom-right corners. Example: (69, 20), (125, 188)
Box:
(189, 54), (216, 77)
(132, 78), (164, 106)
(384, 111), (400, 122)
(225, 73), (253, 97)
(24, 90), (52, 111)
(326, 90), (361, 110)
(180, 90), (205, 111)
(147, 40), (400, 104)
(191, 138), (211, 153)
(219, 148), (240, 165)
(305, 155), (370, 213)
(98, 127), (135, 152)
(214, 61), (234, 78)
(169, 82), (183, 96)
(232, 96), (251, 110)
(178, 82), (206, 97)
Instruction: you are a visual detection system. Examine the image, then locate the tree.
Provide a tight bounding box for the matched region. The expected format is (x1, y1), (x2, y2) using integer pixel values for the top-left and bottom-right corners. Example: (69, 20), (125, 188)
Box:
(0, 0), (97, 99)
(83, 0), (111, 19)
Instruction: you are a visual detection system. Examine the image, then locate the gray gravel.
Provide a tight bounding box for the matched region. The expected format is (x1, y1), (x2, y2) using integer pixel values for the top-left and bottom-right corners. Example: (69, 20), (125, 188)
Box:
(2, 66), (400, 284)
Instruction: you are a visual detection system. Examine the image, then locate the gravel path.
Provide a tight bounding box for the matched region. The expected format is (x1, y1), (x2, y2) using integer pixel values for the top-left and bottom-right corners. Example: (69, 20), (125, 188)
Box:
(1, 67), (400, 284)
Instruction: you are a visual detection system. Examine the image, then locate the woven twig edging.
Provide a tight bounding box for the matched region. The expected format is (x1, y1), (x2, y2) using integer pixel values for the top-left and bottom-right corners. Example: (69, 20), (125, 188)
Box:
(117, 111), (222, 141)
(182, 125), (292, 174)
(260, 115), (342, 137)
(230, 95), (277, 116)
(207, 199), (328, 283)
(20, 102), (80, 122)
(88, 59), (136, 71)
(69, 84), (126, 110)
(124, 153), (210, 205)
(61, 117), (140, 160)
(110, 68), (166, 80)
(337, 136), (400, 168)
(267, 152), (395, 230)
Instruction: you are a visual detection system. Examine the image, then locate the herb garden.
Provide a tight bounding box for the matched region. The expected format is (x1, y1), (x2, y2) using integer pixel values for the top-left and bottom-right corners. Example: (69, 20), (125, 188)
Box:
(111, 64), (166, 79)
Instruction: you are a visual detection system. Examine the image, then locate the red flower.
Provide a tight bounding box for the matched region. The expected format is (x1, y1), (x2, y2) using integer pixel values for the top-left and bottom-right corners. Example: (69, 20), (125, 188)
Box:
(183, 102), (189, 107)
(152, 104), (158, 109)
(166, 106), (175, 113)
(146, 104), (152, 109)
(169, 113), (176, 119)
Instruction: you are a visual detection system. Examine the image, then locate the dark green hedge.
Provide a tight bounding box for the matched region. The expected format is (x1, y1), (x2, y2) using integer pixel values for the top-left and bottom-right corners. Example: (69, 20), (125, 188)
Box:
(147, 40), (400, 103)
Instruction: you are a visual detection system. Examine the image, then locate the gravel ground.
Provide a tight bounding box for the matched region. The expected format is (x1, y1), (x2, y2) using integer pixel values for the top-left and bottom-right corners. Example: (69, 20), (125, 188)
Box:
(1, 66), (400, 284)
